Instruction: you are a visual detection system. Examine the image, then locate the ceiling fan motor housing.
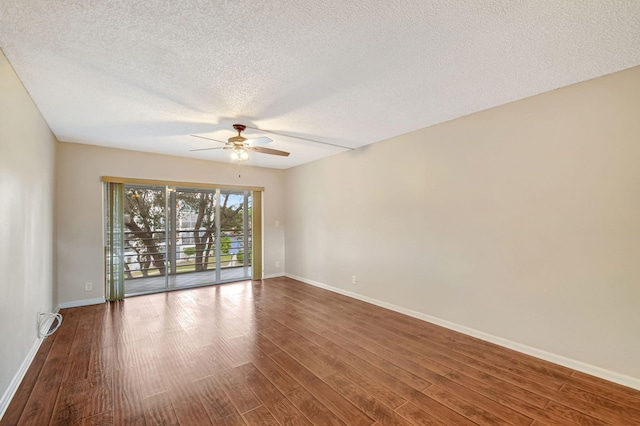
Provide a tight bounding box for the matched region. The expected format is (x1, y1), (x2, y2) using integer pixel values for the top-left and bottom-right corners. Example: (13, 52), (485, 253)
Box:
(230, 124), (248, 145)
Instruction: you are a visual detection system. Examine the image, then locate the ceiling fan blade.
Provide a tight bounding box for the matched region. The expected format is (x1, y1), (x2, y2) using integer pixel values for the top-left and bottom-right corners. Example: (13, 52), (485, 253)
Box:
(249, 146), (290, 156)
(189, 146), (225, 152)
(245, 136), (272, 147)
(190, 134), (226, 144)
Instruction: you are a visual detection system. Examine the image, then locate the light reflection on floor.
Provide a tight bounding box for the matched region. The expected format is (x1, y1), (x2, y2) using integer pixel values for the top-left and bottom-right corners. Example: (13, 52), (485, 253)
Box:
(124, 266), (252, 296)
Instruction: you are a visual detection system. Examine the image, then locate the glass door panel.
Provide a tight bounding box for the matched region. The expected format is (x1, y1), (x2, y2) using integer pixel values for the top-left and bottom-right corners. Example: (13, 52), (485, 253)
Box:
(123, 185), (167, 295)
(169, 187), (219, 289)
(219, 190), (252, 282)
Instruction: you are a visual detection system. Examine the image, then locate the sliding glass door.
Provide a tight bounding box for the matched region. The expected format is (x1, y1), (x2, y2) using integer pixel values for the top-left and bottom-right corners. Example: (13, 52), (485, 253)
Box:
(118, 184), (253, 296)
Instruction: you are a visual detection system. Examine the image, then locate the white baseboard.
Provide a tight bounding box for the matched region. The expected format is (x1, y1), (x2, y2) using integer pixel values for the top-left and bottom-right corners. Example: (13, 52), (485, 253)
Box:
(263, 273), (285, 279)
(285, 273), (640, 391)
(58, 297), (106, 309)
(0, 338), (41, 420)
(0, 305), (60, 421)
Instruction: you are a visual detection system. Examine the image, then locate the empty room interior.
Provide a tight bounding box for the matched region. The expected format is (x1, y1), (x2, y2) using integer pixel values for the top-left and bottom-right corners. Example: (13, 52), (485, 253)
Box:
(1, 1), (640, 425)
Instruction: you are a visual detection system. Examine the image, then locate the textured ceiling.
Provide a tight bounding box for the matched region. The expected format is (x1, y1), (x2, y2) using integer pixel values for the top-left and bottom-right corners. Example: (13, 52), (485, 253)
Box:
(1, 1), (639, 169)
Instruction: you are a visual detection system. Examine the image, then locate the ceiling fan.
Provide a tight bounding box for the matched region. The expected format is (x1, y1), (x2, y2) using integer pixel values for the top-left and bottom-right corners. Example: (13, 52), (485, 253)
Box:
(190, 124), (290, 160)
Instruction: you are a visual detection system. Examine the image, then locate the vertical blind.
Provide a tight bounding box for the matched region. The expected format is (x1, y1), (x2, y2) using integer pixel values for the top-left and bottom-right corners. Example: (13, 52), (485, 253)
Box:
(106, 182), (125, 301)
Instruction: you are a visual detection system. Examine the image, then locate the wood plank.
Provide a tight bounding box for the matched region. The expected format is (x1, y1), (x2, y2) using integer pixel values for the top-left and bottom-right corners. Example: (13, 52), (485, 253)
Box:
(170, 397), (212, 425)
(456, 352), (562, 397)
(136, 356), (168, 399)
(397, 389), (477, 426)
(82, 411), (114, 426)
(49, 379), (90, 426)
(214, 367), (262, 414)
(481, 345), (575, 377)
(4, 279), (640, 426)
(568, 371), (640, 409)
(282, 339), (342, 378)
(193, 375), (240, 421)
(236, 362), (312, 425)
(83, 378), (113, 420)
(422, 384), (514, 425)
(433, 375), (533, 425)
(339, 368), (407, 411)
(554, 384), (640, 424)
(270, 351), (375, 426)
(394, 402), (445, 425)
(112, 368), (146, 425)
(471, 346), (571, 390)
(544, 401), (607, 426)
(445, 370), (570, 425)
(246, 345), (301, 395)
(162, 366), (219, 424)
(242, 405), (279, 426)
(209, 414), (246, 426)
(84, 340), (114, 418)
(142, 391), (179, 426)
(323, 373), (414, 425)
(286, 387), (347, 426)
(246, 332), (281, 356)
(258, 325), (311, 352)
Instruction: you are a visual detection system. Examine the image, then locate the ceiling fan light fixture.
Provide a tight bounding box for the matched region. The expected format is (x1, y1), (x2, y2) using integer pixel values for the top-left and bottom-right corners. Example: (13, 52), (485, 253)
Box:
(230, 148), (249, 162)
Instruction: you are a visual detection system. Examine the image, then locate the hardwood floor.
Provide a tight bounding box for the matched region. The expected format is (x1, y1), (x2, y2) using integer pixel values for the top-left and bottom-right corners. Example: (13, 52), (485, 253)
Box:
(3, 277), (639, 425)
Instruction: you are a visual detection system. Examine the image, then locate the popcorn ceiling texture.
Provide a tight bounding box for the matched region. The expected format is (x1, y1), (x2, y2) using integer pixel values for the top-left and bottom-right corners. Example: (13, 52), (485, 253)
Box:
(0, 0), (639, 168)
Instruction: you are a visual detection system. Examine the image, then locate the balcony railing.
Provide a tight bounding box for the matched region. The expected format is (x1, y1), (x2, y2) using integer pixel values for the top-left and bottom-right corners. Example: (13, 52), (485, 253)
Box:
(124, 228), (251, 279)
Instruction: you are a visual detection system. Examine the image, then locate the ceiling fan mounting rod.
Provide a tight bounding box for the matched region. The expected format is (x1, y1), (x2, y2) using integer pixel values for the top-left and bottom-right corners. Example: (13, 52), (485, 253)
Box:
(232, 123), (246, 136)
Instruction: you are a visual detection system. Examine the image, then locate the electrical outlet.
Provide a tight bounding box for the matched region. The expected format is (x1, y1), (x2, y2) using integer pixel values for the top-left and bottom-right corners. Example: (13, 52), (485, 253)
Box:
(85, 282), (93, 291)
(352, 275), (357, 284)
(275, 261), (280, 268)
(275, 220), (280, 227)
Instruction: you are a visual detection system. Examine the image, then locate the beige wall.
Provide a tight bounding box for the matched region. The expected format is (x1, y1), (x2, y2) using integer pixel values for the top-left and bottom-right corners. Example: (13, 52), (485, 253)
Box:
(56, 143), (286, 304)
(0, 50), (57, 407)
(285, 66), (640, 381)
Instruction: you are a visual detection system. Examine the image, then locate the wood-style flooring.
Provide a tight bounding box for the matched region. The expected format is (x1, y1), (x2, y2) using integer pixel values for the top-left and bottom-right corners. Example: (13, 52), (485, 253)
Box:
(2, 277), (639, 425)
